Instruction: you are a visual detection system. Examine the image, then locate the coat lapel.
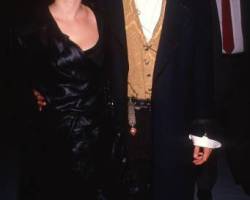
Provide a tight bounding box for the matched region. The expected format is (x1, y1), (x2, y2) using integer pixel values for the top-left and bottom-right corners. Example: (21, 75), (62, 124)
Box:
(153, 0), (192, 79)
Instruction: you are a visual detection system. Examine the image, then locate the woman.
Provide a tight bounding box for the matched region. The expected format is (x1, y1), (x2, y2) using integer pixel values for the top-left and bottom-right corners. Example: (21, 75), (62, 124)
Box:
(9, 0), (113, 199)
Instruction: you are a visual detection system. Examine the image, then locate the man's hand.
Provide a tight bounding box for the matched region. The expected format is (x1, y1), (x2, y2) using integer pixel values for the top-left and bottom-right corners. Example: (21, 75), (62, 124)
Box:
(193, 146), (212, 165)
(33, 90), (46, 111)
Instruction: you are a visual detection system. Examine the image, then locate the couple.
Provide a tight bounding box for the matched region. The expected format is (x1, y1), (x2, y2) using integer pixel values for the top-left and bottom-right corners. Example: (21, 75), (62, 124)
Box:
(11, 0), (219, 199)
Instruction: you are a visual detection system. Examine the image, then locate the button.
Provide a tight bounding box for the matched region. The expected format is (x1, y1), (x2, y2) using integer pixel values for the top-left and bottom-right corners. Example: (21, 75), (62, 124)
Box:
(147, 74), (151, 77)
(136, 9), (141, 15)
(144, 44), (152, 51)
(144, 59), (150, 65)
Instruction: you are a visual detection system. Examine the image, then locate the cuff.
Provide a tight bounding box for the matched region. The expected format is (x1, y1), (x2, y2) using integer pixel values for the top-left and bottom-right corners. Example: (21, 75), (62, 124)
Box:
(189, 134), (222, 149)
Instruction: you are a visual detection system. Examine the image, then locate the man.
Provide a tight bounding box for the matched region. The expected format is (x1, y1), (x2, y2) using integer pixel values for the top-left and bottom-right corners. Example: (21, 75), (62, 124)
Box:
(211, 0), (250, 195)
(100, 0), (221, 199)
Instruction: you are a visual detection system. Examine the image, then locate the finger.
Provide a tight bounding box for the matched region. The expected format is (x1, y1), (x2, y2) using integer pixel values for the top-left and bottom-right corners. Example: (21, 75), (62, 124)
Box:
(202, 148), (212, 162)
(37, 96), (45, 101)
(193, 160), (204, 165)
(193, 152), (203, 159)
(193, 160), (203, 165)
(193, 146), (207, 165)
(36, 93), (45, 101)
(198, 152), (204, 156)
(193, 154), (204, 165)
(193, 146), (201, 158)
(38, 102), (47, 110)
(33, 90), (45, 100)
(33, 90), (40, 97)
(33, 90), (38, 95)
(193, 154), (205, 165)
(38, 100), (46, 106)
(193, 148), (213, 165)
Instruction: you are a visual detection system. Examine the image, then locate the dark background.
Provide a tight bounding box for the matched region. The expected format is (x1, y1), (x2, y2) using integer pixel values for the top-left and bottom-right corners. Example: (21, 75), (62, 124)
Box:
(0, 1), (44, 200)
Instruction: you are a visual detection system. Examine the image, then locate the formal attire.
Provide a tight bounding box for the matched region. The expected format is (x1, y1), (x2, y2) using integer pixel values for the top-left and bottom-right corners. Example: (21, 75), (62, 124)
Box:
(99, 0), (216, 199)
(211, 0), (250, 195)
(9, 5), (113, 200)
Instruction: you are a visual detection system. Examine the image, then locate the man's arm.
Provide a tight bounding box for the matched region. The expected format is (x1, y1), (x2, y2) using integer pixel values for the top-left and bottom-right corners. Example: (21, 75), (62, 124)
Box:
(190, 1), (219, 165)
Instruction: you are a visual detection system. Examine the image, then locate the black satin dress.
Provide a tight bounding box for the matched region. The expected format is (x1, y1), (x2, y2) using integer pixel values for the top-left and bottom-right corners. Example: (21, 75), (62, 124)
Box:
(15, 7), (111, 200)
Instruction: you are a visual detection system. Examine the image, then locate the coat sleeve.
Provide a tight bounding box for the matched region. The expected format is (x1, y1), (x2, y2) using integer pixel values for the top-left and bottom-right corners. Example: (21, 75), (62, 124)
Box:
(189, 0), (219, 141)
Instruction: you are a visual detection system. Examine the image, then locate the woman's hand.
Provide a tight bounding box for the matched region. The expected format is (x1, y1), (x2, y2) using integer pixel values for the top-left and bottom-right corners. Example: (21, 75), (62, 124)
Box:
(33, 90), (46, 111)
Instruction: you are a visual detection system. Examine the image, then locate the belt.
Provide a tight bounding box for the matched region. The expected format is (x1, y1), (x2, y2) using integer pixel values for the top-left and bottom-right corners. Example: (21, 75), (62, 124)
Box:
(129, 97), (151, 111)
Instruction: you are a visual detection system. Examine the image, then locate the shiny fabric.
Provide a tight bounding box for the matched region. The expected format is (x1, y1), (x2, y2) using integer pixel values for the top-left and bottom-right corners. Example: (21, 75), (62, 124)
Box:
(13, 6), (111, 200)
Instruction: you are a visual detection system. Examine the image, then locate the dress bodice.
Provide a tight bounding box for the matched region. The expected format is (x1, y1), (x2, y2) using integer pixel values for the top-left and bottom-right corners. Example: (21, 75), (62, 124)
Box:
(35, 8), (105, 117)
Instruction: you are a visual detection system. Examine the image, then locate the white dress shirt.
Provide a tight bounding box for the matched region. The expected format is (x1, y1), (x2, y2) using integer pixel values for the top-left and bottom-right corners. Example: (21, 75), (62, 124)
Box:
(216, 0), (244, 54)
(134, 0), (163, 42)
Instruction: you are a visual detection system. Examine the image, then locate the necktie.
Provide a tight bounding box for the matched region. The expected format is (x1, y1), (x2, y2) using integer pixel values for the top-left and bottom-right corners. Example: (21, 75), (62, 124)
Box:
(222, 0), (234, 53)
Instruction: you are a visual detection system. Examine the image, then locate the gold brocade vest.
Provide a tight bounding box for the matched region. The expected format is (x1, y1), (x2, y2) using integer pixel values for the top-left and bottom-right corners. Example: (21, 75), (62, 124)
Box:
(123, 0), (166, 100)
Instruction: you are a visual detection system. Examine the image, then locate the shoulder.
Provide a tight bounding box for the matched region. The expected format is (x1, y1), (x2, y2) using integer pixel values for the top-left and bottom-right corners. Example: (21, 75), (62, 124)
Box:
(10, 7), (59, 50)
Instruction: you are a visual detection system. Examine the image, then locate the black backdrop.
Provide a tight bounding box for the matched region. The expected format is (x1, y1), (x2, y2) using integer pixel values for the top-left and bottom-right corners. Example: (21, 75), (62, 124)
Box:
(0, 1), (46, 200)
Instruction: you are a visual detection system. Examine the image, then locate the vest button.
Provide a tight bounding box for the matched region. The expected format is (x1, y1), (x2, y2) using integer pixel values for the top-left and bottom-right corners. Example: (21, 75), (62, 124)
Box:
(144, 60), (150, 65)
(144, 44), (152, 51)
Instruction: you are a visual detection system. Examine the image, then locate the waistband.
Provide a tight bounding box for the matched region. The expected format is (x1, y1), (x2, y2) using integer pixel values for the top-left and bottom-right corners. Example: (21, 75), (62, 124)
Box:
(129, 97), (151, 110)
